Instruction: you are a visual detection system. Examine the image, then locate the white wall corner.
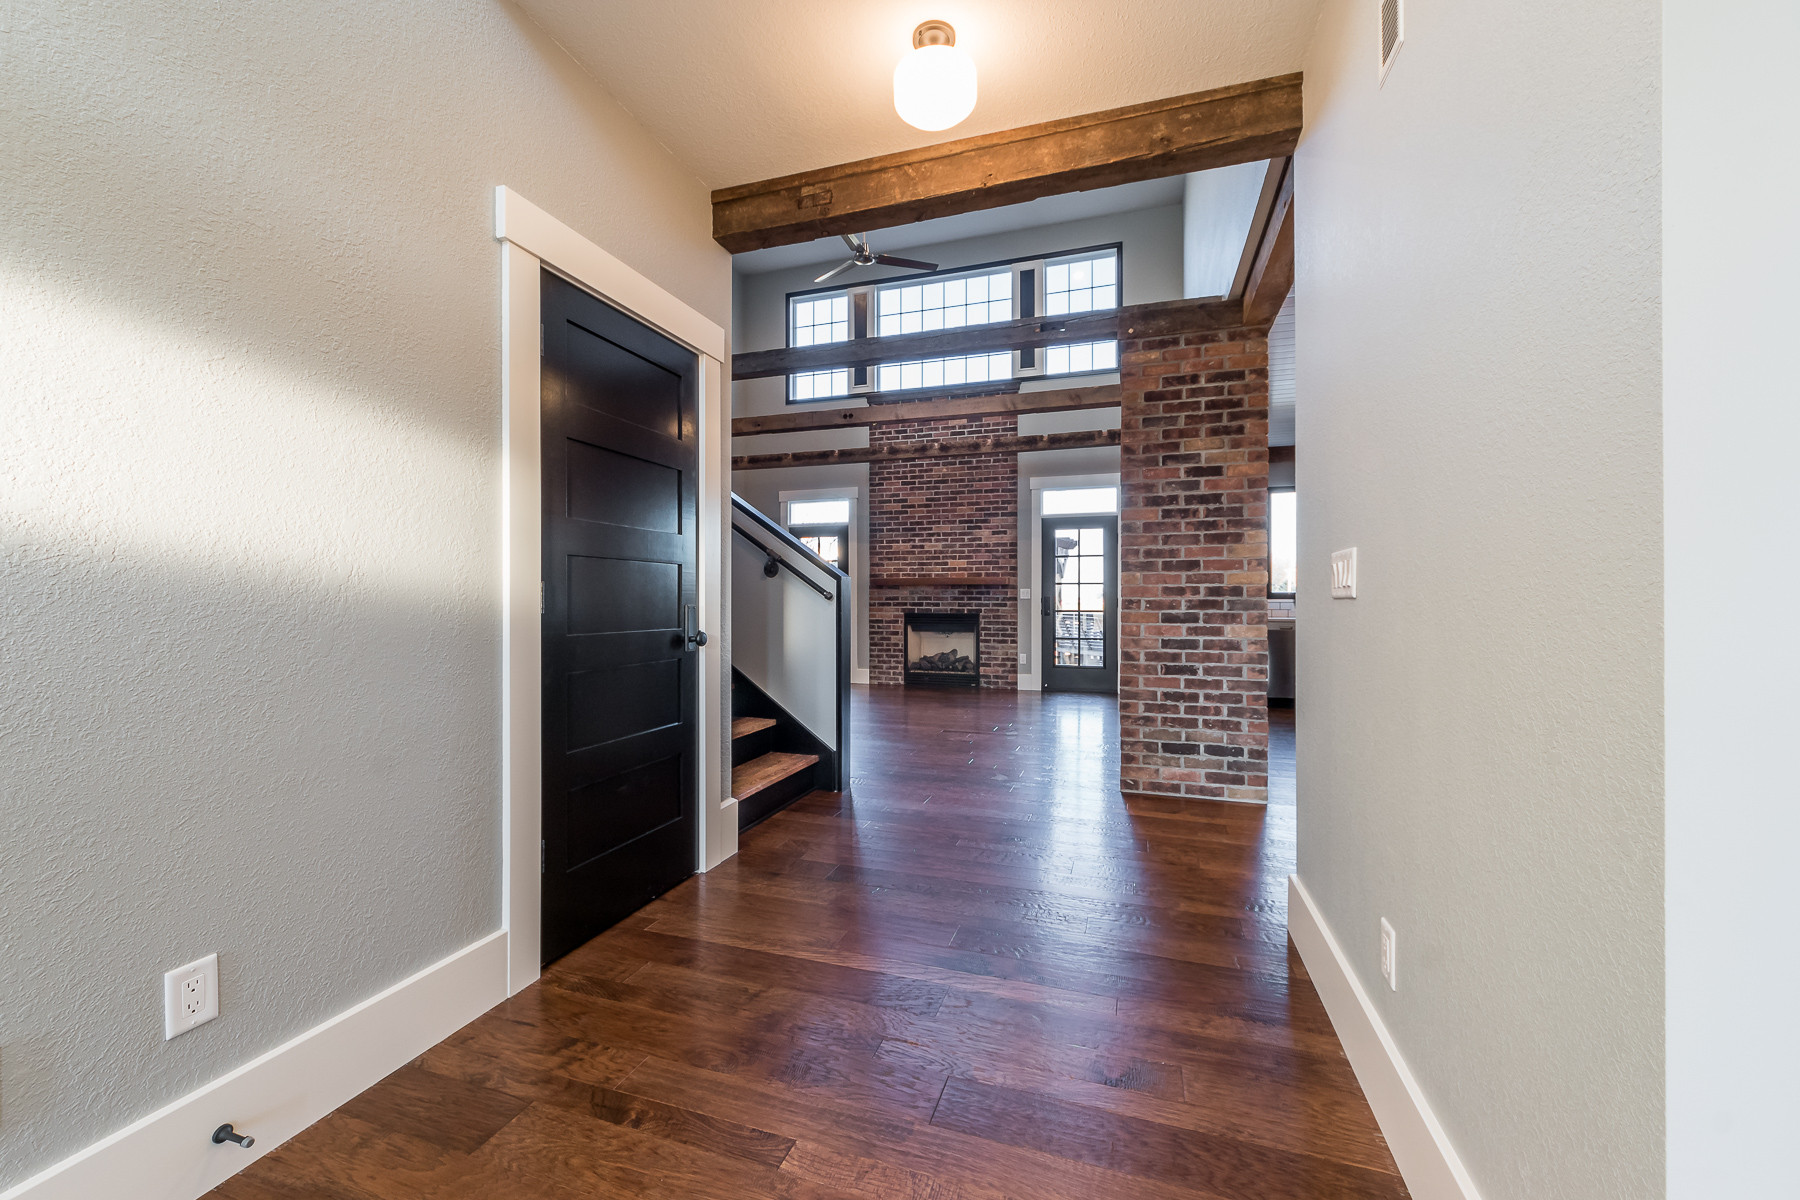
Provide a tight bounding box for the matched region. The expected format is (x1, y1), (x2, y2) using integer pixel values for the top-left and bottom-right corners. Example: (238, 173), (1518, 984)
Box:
(0, 932), (508, 1200)
(1287, 876), (1485, 1200)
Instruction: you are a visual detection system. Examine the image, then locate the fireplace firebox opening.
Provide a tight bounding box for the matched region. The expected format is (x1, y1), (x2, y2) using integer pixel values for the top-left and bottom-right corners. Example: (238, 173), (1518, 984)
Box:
(903, 612), (980, 688)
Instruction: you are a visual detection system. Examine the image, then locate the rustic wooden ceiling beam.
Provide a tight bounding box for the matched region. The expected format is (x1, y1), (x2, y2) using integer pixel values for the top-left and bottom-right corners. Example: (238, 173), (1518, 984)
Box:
(1228, 158), (1289, 300)
(712, 74), (1303, 254)
(1242, 161), (1295, 328)
(732, 384), (1123, 436)
(733, 298), (1241, 381)
(732, 428), (1121, 471)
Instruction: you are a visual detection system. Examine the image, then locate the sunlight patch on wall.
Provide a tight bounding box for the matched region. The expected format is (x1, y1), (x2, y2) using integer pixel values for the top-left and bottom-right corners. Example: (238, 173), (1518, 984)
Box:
(0, 268), (489, 607)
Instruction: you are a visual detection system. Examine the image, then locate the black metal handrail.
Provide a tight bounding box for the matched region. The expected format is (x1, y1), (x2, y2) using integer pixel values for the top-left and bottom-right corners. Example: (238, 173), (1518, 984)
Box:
(732, 524), (834, 601)
(731, 494), (847, 579)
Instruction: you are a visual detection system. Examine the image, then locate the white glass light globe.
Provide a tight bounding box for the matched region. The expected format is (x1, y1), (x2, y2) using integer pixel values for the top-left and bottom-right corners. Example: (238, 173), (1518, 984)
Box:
(893, 43), (977, 131)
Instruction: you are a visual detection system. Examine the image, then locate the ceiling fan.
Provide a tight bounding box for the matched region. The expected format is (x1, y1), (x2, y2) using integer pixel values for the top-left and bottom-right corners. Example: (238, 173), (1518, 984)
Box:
(813, 233), (938, 283)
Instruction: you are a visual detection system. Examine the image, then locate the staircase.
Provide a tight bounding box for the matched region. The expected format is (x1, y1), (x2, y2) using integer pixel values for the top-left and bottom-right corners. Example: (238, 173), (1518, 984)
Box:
(730, 708), (819, 829)
(729, 667), (832, 829)
(729, 495), (852, 830)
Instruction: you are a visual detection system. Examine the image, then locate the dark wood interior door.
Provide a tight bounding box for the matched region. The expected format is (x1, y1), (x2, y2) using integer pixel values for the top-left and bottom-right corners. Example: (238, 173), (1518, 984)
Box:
(541, 269), (698, 965)
(1041, 515), (1119, 694)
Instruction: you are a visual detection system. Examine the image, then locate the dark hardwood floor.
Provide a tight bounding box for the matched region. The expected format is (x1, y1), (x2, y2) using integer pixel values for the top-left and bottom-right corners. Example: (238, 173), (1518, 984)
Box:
(1269, 703), (1295, 806)
(212, 686), (1405, 1200)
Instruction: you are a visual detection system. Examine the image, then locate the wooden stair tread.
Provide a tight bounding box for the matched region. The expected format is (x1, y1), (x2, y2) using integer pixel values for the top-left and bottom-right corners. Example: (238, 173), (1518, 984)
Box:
(731, 751), (819, 801)
(731, 716), (778, 739)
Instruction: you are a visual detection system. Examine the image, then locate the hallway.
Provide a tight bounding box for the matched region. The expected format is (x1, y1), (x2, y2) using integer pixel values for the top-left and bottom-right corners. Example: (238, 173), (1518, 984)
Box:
(213, 687), (1403, 1200)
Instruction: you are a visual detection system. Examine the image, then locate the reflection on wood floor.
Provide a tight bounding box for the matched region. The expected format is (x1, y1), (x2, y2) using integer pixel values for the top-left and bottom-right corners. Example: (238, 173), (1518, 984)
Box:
(212, 685), (1407, 1200)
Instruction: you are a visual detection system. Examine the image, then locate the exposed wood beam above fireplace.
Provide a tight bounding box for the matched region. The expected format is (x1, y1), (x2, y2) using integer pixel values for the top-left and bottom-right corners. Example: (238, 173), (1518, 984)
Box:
(711, 75), (1304, 253)
(732, 384), (1121, 437)
(875, 576), (1013, 588)
(732, 298), (1242, 382)
(732, 427), (1120, 471)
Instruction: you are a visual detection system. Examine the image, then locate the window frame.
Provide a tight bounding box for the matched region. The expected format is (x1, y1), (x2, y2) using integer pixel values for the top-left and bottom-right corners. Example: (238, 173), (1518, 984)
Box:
(1039, 485), (1120, 516)
(1268, 485), (1297, 600)
(788, 523), (850, 572)
(782, 492), (856, 577)
(782, 241), (1125, 405)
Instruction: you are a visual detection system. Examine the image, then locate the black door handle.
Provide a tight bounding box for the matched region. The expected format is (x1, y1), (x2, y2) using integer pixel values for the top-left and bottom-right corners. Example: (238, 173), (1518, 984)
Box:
(684, 604), (707, 650)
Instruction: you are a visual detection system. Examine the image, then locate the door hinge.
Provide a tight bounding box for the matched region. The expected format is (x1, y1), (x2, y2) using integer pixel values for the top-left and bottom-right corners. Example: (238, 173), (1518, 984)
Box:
(540, 580), (545, 615)
(541, 839), (546, 875)
(539, 323), (545, 358)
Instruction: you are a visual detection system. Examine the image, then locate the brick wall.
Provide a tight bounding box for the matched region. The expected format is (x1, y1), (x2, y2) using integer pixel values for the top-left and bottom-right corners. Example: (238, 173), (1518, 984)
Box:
(1119, 321), (1270, 801)
(869, 413), (1018, 689)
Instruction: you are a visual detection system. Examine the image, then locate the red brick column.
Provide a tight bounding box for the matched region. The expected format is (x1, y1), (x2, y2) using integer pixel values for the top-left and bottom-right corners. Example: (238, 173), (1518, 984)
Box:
(1119, 321), (1270, 802)
(868, 413), (1019, 689)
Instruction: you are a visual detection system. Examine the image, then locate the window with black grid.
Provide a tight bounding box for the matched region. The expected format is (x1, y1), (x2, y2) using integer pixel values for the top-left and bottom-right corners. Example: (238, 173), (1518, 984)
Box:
(788, 293), (851, 400)
(1043, 253), (1117, 315)
(1051, 525), (1108, 668)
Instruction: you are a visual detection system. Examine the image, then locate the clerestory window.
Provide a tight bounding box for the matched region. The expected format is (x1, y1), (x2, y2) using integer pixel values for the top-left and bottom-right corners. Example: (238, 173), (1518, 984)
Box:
(784, 245), (1123, 403)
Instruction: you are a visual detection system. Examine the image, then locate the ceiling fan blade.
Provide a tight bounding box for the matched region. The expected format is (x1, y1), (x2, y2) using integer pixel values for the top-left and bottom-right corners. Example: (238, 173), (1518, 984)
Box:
(814, 258), (859, 283)
(875, 254), (939, 272)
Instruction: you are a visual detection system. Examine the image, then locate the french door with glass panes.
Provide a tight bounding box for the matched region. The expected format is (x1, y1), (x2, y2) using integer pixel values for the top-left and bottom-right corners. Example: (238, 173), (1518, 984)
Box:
(1041, 516), (1118, 693)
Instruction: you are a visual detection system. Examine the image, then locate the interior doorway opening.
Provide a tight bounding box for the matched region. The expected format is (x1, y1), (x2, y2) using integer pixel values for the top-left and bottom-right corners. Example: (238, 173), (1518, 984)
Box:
(1032, 479), (1120, 696)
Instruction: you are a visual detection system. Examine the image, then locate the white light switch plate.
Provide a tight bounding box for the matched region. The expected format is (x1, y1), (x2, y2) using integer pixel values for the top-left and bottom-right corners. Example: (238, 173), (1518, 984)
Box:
(163, 953), (219, 1039)
(1379, 918), (1397, 991)
(1331, 548), (1358, 598)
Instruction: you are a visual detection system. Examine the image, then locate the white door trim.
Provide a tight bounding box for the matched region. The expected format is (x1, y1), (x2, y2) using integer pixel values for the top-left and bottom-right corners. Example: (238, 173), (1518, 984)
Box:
(1020, 471), (1121, 691)
(495, 186), (732, 997)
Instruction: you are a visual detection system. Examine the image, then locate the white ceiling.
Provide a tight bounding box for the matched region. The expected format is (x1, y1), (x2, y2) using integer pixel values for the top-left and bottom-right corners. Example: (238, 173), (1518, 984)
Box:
(732, 175), (1186, 274)
(515, 0), (1323, 189)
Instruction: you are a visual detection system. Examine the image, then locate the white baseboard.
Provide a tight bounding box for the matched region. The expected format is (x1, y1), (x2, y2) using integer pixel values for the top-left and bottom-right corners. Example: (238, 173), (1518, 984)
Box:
(1287, 877), (1485, 1200)
(852, 668), (870, 686)
(1, 931), (509, 1200)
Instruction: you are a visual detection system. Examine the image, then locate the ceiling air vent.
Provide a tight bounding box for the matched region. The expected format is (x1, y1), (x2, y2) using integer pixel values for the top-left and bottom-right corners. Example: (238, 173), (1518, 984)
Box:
(1379, 0), (1404, 84)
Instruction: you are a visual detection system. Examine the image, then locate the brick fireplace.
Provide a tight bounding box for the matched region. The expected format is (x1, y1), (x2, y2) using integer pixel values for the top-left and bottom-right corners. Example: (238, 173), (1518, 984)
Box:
(869, 411), (1018, 689)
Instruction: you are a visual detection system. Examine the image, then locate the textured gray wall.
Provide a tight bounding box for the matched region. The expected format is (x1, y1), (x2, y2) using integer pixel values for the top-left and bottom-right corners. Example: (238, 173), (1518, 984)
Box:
(1295, 1), (1662, 1197)
(0, 0), (727, 1185)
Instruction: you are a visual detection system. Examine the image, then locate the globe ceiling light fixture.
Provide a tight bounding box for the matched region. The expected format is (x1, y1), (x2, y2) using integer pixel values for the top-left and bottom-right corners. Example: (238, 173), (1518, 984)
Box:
(892, 20), (977, 132)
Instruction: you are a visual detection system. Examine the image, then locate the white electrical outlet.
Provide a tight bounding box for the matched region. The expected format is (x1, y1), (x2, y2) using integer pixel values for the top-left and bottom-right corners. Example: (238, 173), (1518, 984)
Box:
(163, 953), (219, 1040)
(1331, 547), (1358, 598)
(1379, 918), (1397, 991)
